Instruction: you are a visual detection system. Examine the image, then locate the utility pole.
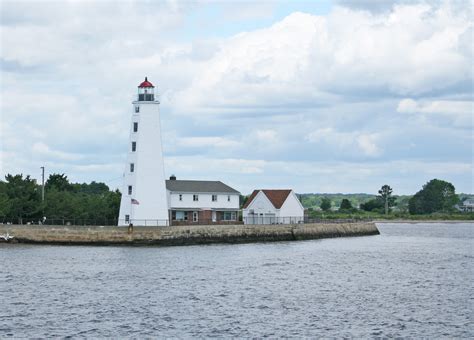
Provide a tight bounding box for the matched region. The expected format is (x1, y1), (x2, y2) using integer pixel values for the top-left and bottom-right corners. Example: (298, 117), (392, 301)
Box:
(40, 166), (45, 224)
(40, 166), (45, 202)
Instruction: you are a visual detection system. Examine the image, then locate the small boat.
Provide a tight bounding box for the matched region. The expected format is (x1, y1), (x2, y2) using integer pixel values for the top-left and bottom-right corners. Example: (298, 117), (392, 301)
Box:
(0, 233), (14, 242)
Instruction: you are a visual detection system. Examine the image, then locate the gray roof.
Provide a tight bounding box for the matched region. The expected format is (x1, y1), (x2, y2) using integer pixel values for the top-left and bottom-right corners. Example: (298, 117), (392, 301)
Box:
(166, 180), (240, 194)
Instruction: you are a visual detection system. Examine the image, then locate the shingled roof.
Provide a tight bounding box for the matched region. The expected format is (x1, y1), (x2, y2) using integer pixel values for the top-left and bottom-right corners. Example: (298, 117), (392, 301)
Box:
(166, 180), (239, 194)
(243, 189), (292, 209)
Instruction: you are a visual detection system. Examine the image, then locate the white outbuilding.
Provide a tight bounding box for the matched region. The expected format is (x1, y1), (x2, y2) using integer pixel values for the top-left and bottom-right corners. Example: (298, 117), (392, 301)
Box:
(242, 189), (304, 224)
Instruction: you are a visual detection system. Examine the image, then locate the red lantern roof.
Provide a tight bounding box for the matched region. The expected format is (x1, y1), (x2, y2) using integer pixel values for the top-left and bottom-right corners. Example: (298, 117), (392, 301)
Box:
(138, 77), (154, 88)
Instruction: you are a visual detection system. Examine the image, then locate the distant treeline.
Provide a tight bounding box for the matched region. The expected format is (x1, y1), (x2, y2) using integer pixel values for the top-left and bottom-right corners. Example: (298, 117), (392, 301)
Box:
(0, 173), (120, 224)
(0, 174), (472, 224)
(295, 179), (473, 219)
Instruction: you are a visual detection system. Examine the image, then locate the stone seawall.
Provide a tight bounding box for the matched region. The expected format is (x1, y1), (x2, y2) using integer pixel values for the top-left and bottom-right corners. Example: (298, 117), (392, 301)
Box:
(0, 222), (379, 246)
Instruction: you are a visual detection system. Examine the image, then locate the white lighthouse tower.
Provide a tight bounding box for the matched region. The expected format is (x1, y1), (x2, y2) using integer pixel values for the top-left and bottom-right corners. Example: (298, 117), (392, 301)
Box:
(118, 77), (169, 226)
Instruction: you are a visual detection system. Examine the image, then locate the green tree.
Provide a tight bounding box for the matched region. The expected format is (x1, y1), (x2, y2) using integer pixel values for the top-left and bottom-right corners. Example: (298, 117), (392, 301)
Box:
(360, 198), (384, 212)
(46, 173), (73, 192)
(320, 197), (332, 211)
(409, 179), (459, 214)
(44, 189), (80, 220)
(73, 181), (109, 194)
(240, 194), (249, 209)
(3, 174), (42, 223)
(378, 184), (395, 215)
(0, 181), (11, 216)
(339, 198), (353, 211)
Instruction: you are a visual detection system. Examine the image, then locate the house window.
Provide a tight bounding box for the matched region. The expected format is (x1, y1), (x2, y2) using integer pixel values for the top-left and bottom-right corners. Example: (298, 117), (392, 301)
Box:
(130, 163), (134, 172)
(193, 211), (198, 222)
(223, 211), (236, 221)
(227, 195), (231, 202)
(212, 194), (217, 202)
(193, 194), (199, 201)
(174, 211), (187, 221)
(179, 194), (182, 201)
(125, 214), (130, 223)
(135, 106), (139, 113)
(131, 142), (136, 152)
(128, 185), (132, 195)
(133, 122), (138, 132)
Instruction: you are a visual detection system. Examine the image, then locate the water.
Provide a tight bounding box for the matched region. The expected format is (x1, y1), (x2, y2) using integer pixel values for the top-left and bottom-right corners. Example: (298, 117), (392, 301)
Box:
(1, 223), (472, 338)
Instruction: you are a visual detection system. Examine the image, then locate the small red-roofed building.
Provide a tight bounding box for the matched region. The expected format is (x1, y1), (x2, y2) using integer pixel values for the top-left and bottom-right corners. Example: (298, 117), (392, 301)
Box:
(242, 189), (304, 224)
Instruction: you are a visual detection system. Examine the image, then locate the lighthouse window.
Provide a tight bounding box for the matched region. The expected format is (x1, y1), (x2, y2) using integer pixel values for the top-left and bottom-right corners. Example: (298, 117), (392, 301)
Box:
(193, 194), (199, 201)
(128, 185), (132, 195)
(130, 163), (134, 172)
(135, 106), (139, 113)
(133, 122), (138, 132)
(131, 142), (136, 152)
(125, 215), (130, 223)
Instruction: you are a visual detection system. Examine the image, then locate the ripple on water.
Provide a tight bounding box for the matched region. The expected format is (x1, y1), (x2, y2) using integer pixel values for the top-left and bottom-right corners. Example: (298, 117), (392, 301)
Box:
(0, 223), (473, 338)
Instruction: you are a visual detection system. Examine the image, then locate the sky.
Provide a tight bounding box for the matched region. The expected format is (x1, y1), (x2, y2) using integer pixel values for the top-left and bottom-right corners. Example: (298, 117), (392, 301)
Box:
(0, 0), (473, 195)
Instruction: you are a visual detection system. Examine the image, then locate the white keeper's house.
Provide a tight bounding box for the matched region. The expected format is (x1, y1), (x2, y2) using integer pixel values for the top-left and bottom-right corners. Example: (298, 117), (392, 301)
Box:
(166, 176), (240, 225)
(242, 189), (304, 224)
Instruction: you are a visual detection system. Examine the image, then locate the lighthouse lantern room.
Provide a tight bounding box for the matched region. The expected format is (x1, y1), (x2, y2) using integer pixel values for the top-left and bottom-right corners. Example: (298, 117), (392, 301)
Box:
(118, 77), (169, 226)
(138, 77), (155, 101)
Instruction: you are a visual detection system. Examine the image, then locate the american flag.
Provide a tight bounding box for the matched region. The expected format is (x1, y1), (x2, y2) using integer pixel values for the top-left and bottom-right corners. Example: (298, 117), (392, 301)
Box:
(131, 198), (140, 205)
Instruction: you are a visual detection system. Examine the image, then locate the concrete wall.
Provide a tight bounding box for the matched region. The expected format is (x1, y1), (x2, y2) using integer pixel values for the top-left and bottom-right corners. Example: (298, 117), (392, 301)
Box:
(0, 222), (379, 246)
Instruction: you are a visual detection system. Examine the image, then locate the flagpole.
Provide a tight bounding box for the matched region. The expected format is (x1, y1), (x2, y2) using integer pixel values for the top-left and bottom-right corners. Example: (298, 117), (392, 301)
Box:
(130, 198), (134, 225)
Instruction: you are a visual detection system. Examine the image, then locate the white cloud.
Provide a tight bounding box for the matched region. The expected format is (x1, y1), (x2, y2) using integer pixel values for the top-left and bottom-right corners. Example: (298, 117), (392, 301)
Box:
(356, 134), (381, 157)
(255, 129), (278, 143)
(1, 1), (472, 194)
(178, 136), (241, 148)
(163, 156), (472, 194)
(171, 2), (472, 115)
(31, 142), (84, 162)
(306, 128), (382, 157)
(165, 157), (266, 175)
(397, 98), (473, 127)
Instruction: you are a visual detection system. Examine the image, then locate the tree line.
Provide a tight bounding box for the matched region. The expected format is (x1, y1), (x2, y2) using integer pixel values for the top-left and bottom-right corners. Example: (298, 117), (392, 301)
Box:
(313, 179), (461, 215)
(0, 173), (469, 224)
(0, 173), (121, 224)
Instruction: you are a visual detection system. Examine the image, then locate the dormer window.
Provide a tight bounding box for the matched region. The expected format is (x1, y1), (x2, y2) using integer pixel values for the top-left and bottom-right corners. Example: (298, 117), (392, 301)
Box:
(193, 194), (199, 201)
(212, 195), (217, 202)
